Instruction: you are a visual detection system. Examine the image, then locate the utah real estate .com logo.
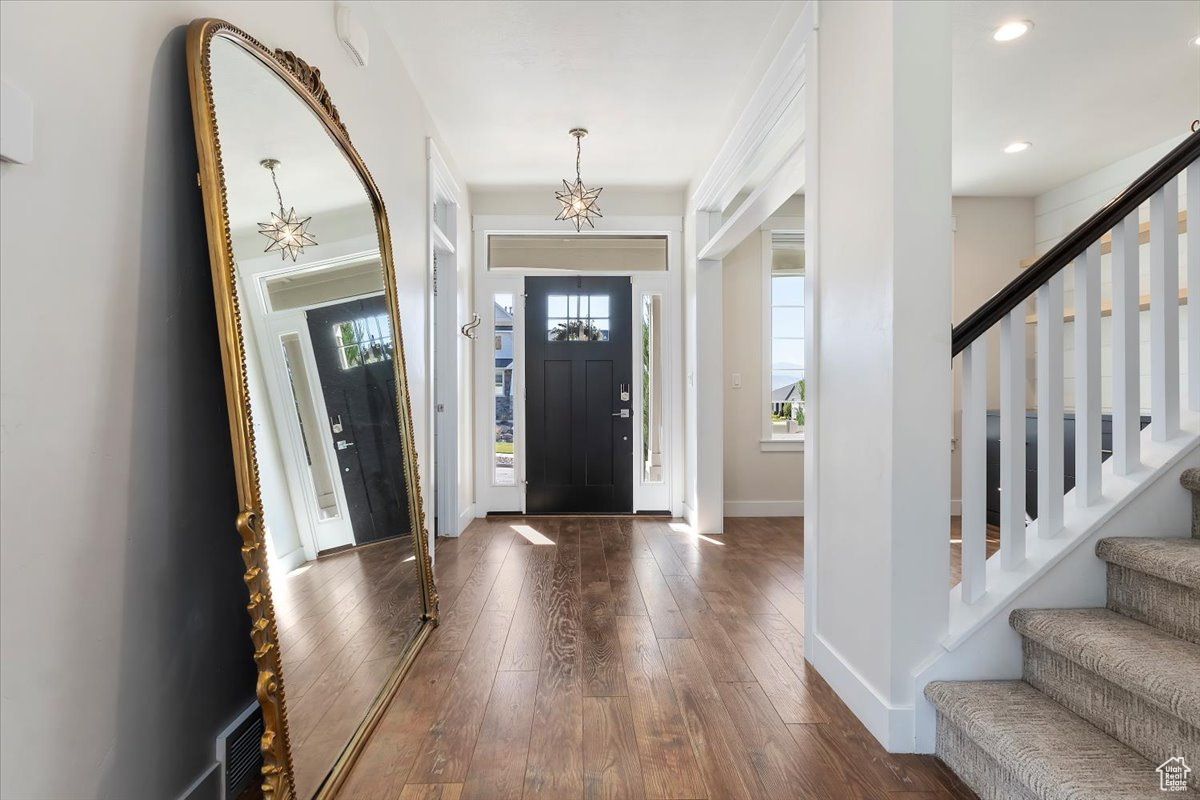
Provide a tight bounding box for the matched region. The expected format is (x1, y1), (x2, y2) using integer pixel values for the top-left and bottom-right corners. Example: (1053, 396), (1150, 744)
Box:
(1157, 756), (1191, 792)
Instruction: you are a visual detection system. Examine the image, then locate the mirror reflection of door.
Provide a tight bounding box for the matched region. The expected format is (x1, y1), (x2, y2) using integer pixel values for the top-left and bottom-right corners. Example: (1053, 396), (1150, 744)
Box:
(525, 275), (634, 513)
(305, 295), (410, 544)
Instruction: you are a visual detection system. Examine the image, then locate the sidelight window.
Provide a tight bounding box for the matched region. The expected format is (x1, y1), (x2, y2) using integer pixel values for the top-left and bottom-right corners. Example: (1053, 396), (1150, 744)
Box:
(546, 294), (610, 341)
(641, 294), (664, 483)
(494, 293), (516, 485)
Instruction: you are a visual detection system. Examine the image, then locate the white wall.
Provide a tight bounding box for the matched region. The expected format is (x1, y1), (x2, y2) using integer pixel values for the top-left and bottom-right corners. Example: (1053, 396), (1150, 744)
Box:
(950, 196), (1036, 507)
(722, 231), (804, 515)
(808, 0), (951, 750)
(0, 2), (467, 798)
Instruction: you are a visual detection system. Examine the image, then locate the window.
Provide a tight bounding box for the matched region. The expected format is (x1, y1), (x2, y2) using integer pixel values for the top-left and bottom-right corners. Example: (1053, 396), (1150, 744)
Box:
(332, 313), (393, 370)
(765, 231), (805, 442)
(493, 293), (515, 485)
(641, 294), (664, 483)
(546, 294), (610, 341)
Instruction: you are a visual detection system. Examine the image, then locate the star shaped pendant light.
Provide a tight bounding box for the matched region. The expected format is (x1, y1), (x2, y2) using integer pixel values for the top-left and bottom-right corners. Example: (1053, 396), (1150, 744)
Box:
(555, 128), (603, 231)
(257, 159), (317, 262)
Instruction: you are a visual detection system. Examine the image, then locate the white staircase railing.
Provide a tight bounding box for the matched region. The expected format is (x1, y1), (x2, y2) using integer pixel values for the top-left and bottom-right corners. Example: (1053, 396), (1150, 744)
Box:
(952, 131), (1199, 613)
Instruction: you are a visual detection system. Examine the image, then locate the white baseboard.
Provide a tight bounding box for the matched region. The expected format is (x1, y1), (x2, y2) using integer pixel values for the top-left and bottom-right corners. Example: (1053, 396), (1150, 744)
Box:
(175, 761), (220, 800)
(272, 546), (307, 575)
(724, 499), (803, 517)
(950, 499), (961, 516)
(809, 631), (915, 752)
(455, 503), (476, 537)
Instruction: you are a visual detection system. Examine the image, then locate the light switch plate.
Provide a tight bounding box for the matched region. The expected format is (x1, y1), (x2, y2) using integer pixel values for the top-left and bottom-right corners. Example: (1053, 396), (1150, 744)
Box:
(0, 82), (33, 164)
(731, 372), (742, 389)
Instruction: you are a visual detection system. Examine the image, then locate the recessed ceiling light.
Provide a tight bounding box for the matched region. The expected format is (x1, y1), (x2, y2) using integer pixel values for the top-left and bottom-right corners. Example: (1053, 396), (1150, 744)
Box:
(1004, 141), (1032, 154)
(993, 20), (1033, 42)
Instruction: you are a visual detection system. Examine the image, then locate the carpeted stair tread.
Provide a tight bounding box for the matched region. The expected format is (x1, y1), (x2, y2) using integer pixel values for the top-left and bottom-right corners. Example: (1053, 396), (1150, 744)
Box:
(925, 680), (1195, 799)
(1181, 468), (1200, 495)
(1010, 607), (1200, 726)
(1096, 537), (1200, 590)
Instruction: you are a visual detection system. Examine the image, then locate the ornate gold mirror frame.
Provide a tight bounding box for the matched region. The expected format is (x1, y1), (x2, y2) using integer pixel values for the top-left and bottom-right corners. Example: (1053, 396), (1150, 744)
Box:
(185, 19), (438, 800)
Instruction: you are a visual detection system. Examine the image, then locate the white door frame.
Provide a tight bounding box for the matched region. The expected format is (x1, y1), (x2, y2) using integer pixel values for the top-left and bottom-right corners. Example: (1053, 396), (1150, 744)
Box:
(427, 139), (464, 537)
(472, 215), (684, 517)
(238, 245), (383, 558)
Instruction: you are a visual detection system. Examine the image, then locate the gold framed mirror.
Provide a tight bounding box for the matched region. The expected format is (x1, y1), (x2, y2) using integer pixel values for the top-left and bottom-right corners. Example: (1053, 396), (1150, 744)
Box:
(185, 19), (437, 800)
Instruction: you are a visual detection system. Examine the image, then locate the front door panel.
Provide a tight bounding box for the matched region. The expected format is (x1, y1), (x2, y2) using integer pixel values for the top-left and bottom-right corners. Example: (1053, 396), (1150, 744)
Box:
(306, 295), (411, 545)
(525, 276), (633, 513)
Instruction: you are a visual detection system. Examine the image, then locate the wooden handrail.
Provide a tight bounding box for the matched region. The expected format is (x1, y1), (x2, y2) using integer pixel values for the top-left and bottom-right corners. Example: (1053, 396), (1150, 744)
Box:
(1017, 210), (1186, 269)
(951, 130), (1200, 357)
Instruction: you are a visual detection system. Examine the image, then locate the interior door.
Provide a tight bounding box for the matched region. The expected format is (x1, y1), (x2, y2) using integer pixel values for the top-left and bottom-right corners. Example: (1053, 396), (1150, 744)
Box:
(525, 276), (633, 513)
(306, 295), (411, 545)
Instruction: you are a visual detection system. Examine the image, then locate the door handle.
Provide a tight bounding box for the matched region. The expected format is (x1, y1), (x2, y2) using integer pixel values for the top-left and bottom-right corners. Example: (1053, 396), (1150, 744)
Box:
(336, 440), (356, 450)
(612, 409), (630, 418)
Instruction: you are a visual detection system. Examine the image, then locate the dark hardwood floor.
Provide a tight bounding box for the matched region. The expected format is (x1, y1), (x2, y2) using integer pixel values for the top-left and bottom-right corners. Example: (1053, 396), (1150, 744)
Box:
(270, 535), (425, 799)
(335, 517), (977, 799)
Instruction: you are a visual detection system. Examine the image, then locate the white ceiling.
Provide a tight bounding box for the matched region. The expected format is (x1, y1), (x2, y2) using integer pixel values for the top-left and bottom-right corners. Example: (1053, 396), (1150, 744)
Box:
(377, 0), (1198, 198)
(376, 0), (787, 189)
(209, 35), (373, 236)
(952, 0), (1200, 196)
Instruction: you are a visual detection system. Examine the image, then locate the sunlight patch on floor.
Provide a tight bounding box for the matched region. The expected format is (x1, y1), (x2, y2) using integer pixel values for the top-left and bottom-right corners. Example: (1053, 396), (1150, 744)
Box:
(668, 521), (725, 546)
(512, 524), (555, 545)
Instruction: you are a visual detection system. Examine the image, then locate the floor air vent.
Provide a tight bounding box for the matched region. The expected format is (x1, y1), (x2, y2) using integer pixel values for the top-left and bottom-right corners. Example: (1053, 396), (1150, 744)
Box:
(217, 703), (263, 800)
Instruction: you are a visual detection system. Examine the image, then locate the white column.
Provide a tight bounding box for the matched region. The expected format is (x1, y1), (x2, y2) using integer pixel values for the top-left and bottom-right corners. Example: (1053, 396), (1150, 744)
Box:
(687, 210), (724, 534)
(812, 0), (951, 750)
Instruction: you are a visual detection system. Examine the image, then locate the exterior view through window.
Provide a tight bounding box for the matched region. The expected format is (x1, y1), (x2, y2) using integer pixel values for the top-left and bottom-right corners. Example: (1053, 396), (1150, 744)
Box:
(769, 231), (805, 437)
(494, 293), (515, 484)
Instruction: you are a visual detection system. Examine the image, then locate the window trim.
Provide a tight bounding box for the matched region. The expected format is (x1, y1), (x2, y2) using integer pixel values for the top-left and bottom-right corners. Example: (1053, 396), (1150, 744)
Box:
(761, 228), (806, 443)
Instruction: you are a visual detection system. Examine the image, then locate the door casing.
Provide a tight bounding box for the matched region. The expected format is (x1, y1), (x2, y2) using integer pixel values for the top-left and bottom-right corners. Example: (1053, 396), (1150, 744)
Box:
(472, 215), (683, 517)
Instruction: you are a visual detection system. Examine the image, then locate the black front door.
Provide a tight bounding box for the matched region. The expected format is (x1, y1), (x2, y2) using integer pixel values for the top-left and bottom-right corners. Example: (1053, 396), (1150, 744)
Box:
(306, 295), (410, 545)
(525, 276), (633, 513)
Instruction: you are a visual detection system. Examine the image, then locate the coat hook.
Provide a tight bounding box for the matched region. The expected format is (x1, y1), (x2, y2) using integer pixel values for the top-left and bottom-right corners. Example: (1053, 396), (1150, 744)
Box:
(461, 312), (482, 340)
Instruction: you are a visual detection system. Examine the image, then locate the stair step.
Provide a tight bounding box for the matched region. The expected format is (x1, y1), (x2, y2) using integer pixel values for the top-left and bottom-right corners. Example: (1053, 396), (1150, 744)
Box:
(925, 680), (1196, 799)
(1183, 468), (1200, 539)
(1096, 537), (1200, 644)
(1010, 608), (1200, 726)
(1096, 537), (1200, 590)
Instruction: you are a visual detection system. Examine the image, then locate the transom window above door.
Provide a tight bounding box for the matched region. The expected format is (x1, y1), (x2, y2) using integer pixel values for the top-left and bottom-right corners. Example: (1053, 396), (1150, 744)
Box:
(546, 294), (611, 341)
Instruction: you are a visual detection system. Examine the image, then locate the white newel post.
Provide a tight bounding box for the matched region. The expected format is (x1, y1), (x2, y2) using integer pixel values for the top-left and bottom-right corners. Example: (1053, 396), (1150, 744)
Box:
(809, 0), (951, 751)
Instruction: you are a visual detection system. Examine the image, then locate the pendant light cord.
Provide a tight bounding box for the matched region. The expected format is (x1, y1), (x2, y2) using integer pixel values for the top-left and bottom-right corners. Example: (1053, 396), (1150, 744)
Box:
(576, 135), (582, 184)
(269, 164), (286, 215)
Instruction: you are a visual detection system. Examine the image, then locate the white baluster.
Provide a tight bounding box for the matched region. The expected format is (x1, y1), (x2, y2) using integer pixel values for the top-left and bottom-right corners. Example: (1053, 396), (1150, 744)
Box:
(1000, 307), (1026, 568)
(1189, 165), (1199, 412)
(1075, 246), (1102, 506)
(1036, 273), (1064, 536)
(1112, 212), (1141, 474)
(961, 338), (987, 603)
(1150, 179), (1180, 440)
